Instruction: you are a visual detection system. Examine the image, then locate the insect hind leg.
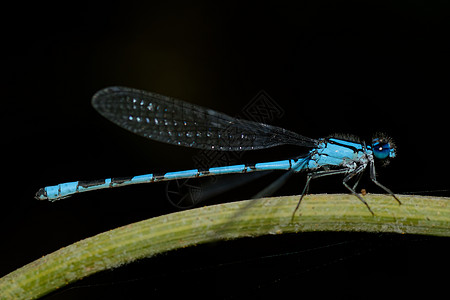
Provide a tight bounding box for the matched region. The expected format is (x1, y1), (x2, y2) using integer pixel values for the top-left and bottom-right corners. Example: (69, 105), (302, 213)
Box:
(291, 168), (351, 221)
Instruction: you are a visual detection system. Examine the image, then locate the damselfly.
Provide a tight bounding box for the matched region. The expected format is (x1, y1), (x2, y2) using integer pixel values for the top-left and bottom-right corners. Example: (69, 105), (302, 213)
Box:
(35, 86), (401, 216)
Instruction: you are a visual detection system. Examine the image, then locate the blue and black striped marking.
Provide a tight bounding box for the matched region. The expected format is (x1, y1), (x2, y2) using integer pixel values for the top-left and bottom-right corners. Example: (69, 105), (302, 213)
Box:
(36, 158), (300, 201)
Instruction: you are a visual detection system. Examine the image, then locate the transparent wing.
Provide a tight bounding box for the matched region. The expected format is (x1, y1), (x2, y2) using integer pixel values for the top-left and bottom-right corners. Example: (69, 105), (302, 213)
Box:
(92, 86), (318, 151)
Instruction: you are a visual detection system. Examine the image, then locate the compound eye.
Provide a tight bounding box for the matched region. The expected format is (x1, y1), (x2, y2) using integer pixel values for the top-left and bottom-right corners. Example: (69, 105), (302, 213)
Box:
(373, 142), (390, 159)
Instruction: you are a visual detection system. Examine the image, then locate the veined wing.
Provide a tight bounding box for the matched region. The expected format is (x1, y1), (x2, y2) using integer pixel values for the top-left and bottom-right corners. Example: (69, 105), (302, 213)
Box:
(92, 86), (318, 151)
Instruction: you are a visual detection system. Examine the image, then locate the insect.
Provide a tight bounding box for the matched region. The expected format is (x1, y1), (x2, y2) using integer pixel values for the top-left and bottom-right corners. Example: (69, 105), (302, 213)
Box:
(35, 86), (401, 216)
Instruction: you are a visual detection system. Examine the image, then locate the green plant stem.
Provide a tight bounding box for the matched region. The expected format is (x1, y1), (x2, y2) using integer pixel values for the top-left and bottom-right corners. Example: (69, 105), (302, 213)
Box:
(1, 194), (449, 299)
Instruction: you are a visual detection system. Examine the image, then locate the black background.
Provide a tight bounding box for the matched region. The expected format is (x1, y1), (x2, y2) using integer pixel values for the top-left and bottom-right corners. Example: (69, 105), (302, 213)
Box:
(2, 1), (449, 299)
